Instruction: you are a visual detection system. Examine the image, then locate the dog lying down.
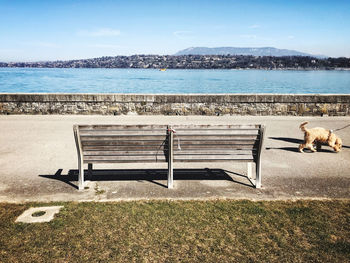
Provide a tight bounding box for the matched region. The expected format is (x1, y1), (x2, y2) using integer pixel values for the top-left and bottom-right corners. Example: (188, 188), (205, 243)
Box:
(299, 122), (342, 153)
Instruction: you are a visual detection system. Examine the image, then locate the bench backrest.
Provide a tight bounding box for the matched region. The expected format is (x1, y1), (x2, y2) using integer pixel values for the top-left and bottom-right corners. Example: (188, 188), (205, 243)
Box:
(74, 124), (264, 164)
(170, 124), (264, 163)
(74, 125), (169, 163)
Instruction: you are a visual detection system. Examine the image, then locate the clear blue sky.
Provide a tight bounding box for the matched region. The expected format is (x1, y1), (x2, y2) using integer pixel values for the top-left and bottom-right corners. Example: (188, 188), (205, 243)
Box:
(1, 0), (349, 61)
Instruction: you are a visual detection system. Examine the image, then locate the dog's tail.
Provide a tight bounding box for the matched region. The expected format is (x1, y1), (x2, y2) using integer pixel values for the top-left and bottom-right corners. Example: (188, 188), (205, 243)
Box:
(299, 121), (309, 132)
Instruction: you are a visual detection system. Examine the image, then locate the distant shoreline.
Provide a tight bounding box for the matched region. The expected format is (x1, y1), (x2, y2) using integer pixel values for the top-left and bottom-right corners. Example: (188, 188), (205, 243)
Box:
(1, 67), (350, 71)
(1, 55), (349, 70)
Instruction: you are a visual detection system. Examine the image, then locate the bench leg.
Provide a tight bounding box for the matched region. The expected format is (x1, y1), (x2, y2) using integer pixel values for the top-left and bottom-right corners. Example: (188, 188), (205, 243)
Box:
(87, 163), (93, 181)
(247, 162), (253, 180)
(255, 160), (261, 188)
(167, 126), (174, 189)
(168, 161), (174, 189)
(78, 161), (84, 190)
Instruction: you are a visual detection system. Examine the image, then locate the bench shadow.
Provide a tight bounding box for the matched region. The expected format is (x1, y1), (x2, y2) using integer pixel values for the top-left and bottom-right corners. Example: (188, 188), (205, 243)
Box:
(39, 168), (254, 189)
(265, 146), (300, 152)
(269, 137), (303, 144)
(266, 137), (302, 152)
(267, 137), (345, 153)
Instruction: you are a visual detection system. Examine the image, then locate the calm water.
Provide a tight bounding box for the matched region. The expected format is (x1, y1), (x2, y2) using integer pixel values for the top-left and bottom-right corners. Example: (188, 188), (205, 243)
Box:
(0, 67), (349, 94)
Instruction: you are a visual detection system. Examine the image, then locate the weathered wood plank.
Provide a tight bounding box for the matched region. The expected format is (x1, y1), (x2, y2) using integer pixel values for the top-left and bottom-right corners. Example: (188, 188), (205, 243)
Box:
(79, 130), (258, 136)
(173, 154), (254, 160)
(173, 150), (255, 155)
(174, 145), (256, 152)
(83, 159), (166, 163)
(82, 140), (257, 147)
(84, 154), (165, 161)
(78, 125), (168, 130)
(82, 144), (255, 151)
(81, 141), (255, 148)
(84, 155), (167, 162)
(83, 145), (167, 151)
(79, 130), (166, 136)
(175, 139), (257, 145)
(173, 135), (258, 140)
(173, 158), (253, 162)
(80, 135), (167, 141)
(83, 150), (168, 156)
(81, 140), (167, 146)
(170, 130), (259, 135)
(83, 150), (253, 156)
(172, 124), (260, 129)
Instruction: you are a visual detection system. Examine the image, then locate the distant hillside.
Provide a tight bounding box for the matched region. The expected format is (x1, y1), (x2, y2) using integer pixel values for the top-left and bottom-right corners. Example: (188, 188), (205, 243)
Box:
(175, 47), (325, 58)
(3, 55), (349, 69)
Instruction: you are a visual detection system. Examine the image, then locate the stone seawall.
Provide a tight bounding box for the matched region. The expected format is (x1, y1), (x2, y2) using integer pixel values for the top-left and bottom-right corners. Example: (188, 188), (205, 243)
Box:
(0, 94), (349, 116)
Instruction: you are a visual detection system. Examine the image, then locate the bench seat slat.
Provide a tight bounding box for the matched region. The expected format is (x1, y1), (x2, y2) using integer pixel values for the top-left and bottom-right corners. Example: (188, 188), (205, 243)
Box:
(174, 146), (256, 152)
(80, 135), (167, 141)
(174, 154), (254, 159)
(83, 159), (166, 163)
(82, 144), (254, 151)
(173, 150), (255, 155)
(83, 156), (253, 163)
(81, 138), (256, 144)
(84, 155), (166, 162)
(82, 140), (167, 146)
(83, 145), (166, 151)
(172, 124), (260, 129)
(176, 140), (257, 144)
(170, 130), (259, 135)
(78, 125), (168, 130)
(174, 155), (254, 161)
(171, 159), (253, 163)
(84, 160), (254, 163)
(83, 150), (167, 156)
(82, 141), (255, 148)
(79, 130), (166, 136)
(80, 132), (258, 137)
(80, 134), (259, 140)
(173, 135), (258, 140)
(83, 149), (253, 156)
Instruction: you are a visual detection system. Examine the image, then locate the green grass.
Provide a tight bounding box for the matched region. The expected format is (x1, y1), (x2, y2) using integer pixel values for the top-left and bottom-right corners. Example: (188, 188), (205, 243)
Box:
(0, 200), (349, 262)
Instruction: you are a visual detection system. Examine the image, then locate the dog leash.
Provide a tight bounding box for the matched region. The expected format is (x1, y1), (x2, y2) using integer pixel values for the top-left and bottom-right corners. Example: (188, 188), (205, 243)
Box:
(333, 123), (350, 132)
(155, 128), (181, 162)
(167, 128), (181, 150)
(327, 123), (350, 140)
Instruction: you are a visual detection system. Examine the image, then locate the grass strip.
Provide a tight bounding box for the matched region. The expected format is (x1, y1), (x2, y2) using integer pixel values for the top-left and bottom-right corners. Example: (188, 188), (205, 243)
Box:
(0, 200), (349, 262)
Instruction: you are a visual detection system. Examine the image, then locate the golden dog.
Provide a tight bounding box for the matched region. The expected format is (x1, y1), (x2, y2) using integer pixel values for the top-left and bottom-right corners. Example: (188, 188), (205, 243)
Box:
(299, 122), (342, 153)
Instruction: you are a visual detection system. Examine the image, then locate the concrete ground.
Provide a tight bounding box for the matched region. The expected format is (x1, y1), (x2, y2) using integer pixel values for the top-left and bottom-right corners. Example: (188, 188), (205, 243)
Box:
(0, 115), (349, 203)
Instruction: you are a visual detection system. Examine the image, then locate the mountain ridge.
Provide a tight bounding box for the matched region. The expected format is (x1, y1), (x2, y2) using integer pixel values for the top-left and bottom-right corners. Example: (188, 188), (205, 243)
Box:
(174, 47), (326, 58)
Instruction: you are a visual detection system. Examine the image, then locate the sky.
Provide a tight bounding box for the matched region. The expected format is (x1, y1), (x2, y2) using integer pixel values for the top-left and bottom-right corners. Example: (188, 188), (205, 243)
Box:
(1, 0), (349, 61)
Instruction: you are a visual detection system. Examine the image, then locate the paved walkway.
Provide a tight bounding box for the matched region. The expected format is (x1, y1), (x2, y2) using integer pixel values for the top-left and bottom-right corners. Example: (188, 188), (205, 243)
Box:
(0, 115), (349, 202)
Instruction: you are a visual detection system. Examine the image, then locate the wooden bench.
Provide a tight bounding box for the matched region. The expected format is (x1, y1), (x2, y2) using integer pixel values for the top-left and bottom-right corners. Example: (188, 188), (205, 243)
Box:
(73, 124), (265, 190)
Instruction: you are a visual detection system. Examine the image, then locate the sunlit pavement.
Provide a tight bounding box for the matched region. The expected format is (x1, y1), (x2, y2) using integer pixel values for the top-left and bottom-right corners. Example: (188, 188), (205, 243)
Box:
(0, 115), (349, 202)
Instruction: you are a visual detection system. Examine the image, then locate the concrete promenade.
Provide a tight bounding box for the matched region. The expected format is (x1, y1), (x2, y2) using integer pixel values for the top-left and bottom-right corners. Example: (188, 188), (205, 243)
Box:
(0, 115), (349, 202)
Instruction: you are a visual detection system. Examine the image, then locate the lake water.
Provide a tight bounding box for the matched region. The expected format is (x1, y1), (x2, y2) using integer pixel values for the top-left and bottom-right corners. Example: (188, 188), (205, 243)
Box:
(0, 67), (349, 94)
